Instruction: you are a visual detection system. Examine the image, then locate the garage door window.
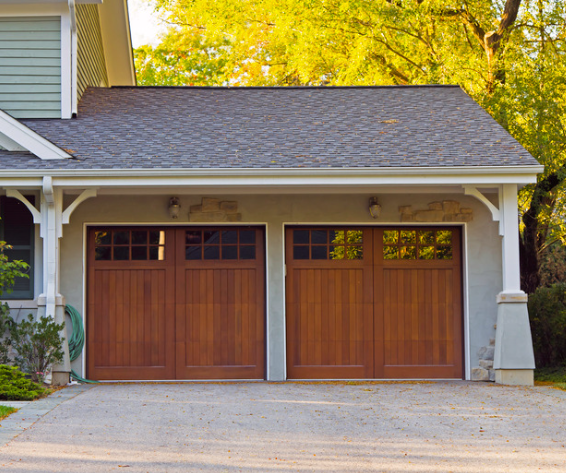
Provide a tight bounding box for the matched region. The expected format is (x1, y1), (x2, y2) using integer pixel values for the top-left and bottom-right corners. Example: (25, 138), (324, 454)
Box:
(383, 229), (453, 260)
(94, 229), (166, 261)
(185, 229), (256, 260)
(292, 228), (363, 260)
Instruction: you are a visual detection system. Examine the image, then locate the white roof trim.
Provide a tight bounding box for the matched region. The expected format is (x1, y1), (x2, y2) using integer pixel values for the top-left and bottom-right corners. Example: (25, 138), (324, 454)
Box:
(0, 110), (71, 160)
(0, 165), (543, 188)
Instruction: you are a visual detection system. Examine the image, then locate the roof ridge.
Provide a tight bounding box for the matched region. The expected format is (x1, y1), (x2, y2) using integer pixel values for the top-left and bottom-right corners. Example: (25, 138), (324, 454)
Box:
(107, 84), (462, 90)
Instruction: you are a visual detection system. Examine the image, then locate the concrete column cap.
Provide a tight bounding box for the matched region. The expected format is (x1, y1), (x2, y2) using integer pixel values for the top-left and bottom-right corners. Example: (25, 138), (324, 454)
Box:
(37, 295), (67, 306)
(497, 292), (528, 304)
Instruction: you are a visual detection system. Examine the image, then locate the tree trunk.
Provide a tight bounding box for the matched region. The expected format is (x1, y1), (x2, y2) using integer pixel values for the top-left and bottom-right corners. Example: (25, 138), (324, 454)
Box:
(520, 171), (562, 293)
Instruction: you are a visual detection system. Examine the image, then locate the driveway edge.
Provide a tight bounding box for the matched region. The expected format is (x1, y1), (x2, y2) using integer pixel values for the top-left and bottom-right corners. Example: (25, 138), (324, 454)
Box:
(0, 384), (95, 447)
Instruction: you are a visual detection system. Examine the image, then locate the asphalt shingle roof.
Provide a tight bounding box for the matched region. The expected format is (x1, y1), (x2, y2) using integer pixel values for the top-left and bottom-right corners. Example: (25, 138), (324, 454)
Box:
(0, 85), (540, 170)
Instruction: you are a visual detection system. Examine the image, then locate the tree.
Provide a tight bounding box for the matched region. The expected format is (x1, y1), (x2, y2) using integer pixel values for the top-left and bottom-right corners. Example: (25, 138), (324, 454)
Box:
(140, 0), (566, 292)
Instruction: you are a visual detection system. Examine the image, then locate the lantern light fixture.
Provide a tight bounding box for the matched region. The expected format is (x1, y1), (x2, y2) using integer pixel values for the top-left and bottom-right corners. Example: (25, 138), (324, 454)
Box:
(368, 196), (381, 219)
(168, 197), (181, 219)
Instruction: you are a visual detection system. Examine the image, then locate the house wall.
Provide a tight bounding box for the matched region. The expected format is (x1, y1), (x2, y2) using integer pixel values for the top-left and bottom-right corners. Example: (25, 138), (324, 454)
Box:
(59, 192), (502, 380)
(76, 4), (108, 102)
(0, 16), (62, 119)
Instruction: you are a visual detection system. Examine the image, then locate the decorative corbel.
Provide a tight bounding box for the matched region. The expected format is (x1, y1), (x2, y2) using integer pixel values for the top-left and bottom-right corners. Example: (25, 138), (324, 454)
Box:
(4, 189), (41, 223)
(62, 189), (97, 225)
(463, 185), (503, 235)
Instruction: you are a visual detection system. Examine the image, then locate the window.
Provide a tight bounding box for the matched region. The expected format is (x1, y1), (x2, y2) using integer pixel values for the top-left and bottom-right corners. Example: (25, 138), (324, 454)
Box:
(94, 229), (166, 261)
(383, 229), (453, 260)
(292, 228), (363, 260)
(0, 196), (35, 299)
(185, 229), (256, 261)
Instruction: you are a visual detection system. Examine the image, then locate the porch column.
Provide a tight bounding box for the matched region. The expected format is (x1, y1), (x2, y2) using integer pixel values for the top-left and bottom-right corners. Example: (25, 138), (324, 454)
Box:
(36, 177), (71, 386)
(493, 184), (535, 385)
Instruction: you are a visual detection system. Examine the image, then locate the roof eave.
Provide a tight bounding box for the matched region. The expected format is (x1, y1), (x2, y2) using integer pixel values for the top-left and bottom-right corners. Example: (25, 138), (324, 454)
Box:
(0, 165), (544, 188)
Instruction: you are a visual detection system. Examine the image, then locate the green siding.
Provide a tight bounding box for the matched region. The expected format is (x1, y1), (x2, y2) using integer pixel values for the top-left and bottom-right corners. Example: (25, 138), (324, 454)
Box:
(0, 17), (62, 119)
(76, 4), (108, 100)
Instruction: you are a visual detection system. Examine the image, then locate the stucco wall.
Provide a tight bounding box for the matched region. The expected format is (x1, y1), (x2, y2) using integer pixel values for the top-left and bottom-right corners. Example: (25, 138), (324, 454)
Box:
(59, 192), (502, 380)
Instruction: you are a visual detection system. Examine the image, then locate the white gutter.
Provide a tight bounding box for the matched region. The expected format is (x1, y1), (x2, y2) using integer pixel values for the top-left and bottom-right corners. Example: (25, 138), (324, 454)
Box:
(0, 165), (544, 187)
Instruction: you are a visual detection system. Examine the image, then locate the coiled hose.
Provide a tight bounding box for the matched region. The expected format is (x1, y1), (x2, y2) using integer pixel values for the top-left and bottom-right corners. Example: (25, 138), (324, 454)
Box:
(65, 304), (98, 384)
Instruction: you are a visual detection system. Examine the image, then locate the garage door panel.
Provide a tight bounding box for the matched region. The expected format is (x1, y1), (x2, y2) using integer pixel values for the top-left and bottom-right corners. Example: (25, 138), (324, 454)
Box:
(290, 268), (369, 368)
(175, 227), (265, 379)
(88, 226), (265, 381)
(88, 266), (176, 380)
(287, 226), (463, 380)
(376, 227), (463, 378)
(381, 267), (458, 373)
(286, 227), (374, 379)
(177, 268), (262, 370)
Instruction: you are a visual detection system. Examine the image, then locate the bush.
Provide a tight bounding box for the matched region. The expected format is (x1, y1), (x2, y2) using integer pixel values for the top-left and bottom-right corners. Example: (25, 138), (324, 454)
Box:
(10, 314), (65, 383)
(0, 364), (45, 401)
(0, 303), (14, 364)
(528, 283), (566, 368)
(535, 367), (566, 383)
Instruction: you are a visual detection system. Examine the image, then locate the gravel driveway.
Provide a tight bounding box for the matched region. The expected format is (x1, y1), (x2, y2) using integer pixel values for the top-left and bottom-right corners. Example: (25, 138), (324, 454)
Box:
(0, 381), (564, 472)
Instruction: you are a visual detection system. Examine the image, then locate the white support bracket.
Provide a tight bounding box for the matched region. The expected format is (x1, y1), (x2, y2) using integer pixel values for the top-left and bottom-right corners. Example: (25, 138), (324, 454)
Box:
(463, 185), (503, 235)
(5, 189), (41, 224)
(62, 188), (97, 225)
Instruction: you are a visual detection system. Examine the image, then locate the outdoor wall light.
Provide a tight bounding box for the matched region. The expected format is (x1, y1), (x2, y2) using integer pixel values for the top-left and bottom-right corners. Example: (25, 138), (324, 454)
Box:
(369, 197), (381, 219)
(168, 197), (181, 219)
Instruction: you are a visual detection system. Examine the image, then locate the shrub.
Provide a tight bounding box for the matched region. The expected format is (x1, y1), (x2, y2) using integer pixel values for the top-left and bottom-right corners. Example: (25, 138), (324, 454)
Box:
(10, 314), (64, 383)
(0, 303), (14, 364)
(528, 283), (566, 368)
(0, 364), (45, 401)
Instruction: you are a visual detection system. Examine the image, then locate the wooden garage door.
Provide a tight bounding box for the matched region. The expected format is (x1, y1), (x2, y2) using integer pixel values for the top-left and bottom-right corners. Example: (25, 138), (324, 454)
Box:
(87, 226), (265, 380)
(285, 227), (463, 379)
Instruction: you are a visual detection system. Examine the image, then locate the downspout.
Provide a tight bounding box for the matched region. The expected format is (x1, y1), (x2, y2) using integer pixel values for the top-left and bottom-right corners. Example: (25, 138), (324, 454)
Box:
(68, 0), (78, 116)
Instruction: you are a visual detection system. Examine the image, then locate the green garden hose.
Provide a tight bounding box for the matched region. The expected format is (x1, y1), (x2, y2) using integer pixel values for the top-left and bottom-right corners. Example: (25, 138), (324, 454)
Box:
(65, 304), (98, 384)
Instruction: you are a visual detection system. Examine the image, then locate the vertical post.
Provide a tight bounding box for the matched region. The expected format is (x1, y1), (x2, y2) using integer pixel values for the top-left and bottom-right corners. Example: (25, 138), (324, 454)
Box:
(493, 184), (535, 385)
(500, 184), (522, 294)
(60, 11), (72, 119)
(37, 177), (71, 385)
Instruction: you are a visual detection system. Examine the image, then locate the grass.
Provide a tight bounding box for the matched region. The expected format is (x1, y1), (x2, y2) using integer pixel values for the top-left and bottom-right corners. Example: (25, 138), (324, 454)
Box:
(534, 367), (566, 391)
(0, 405), (17, 420)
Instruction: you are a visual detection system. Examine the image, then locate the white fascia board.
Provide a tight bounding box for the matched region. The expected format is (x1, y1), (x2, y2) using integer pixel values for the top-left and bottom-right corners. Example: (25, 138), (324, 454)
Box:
(0, 111), (71, 160)
(0, 165), (543, 189)
(99, 0), (136, 86)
